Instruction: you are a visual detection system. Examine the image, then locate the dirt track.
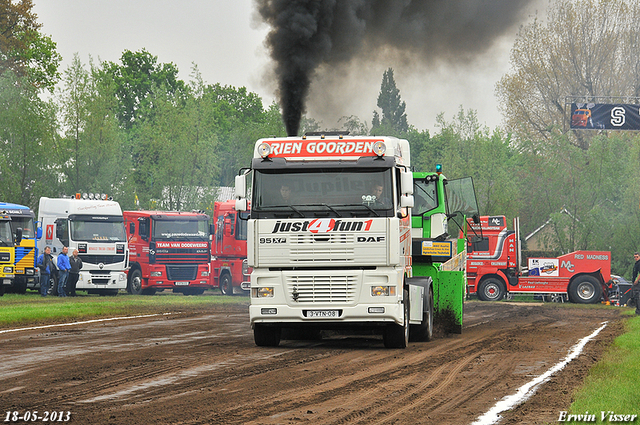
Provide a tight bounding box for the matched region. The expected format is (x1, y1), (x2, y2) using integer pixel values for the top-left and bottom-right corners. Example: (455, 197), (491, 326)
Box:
(0, 301), (624, 425)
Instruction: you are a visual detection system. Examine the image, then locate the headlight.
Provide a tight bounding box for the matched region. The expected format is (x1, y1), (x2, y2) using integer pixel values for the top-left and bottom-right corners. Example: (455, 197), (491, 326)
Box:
(201, 271), (209, 277)
(257, 142), (272, 158)
(371, 286), (396, 296)
(252, 287), (274, 298)
(119, 274), (126, 281)
(150, 271), (162, 277)
(373, 141), (386, 156)
(26, 269), (35, 275)
(3, 267), (13, 273)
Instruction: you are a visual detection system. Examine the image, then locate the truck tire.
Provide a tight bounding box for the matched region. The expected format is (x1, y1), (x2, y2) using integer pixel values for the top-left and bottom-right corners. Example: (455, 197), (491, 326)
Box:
(14, 277), (28, 294)
(48, 273), (58, 296)
(183, 288), (205, 296)
(569, 276), (602, 304)
(129, 269), (144, 295)
(254, 325), (281, 347)
(410, 286), (434, 342)
(477, 278), (505, 301)
(220, 273), (233, 296)
(384, 289), (409, 348)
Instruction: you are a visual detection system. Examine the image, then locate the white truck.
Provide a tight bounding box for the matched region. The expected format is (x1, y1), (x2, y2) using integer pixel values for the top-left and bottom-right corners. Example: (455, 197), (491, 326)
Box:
(37, 195), (129, 295)
(235, 133), (437, 348)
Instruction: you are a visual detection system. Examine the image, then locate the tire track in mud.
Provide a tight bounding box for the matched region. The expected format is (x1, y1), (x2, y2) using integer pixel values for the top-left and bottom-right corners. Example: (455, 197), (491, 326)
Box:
(0, 303), (624, 425)
(205, 320), (560, 425)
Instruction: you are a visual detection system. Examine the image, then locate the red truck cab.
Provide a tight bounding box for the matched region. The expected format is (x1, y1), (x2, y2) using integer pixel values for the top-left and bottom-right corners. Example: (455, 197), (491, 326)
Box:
(124, 210), (212, 295)
(210, 201), (250, 295)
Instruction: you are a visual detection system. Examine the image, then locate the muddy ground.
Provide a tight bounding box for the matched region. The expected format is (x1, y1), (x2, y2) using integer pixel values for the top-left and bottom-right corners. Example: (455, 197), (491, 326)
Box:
(0, 301), (625, 425)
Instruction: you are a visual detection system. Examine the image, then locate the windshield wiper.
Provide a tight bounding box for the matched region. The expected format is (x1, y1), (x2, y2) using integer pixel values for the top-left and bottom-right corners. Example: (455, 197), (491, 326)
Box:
(340, 203), (380, 217)
(270, 204), (305, 218)
(303, 203), (342, 217)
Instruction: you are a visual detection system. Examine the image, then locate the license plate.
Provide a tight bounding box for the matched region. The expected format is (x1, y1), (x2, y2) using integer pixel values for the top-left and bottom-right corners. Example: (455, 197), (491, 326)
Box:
(175, 281), (190, 286)
(307, 310), (339, 318)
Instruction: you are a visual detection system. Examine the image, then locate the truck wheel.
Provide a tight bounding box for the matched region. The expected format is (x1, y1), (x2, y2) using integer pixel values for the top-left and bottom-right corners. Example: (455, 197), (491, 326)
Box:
(129, 269), (144, 295)
(48, 274), (58, 296)
(14, 277), (28, 294)
(384, 289), (409, 348)
(183, 288), (205, 295)
(569, 276), (602, 304)
(410, 286), (434, 342)
(220, 273), (233, 296)
(254, 325), (281, 347)
(477, 278), (505, 301)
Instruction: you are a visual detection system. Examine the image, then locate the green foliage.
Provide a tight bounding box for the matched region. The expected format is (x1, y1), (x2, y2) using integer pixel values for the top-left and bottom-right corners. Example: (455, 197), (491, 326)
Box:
(0, 292), (249, 327)
(103, 49), (186, 129)
(0, 70), (59, 206)
(372, 68), (408, 134)
(569, 316), (640, 417)
(0, 0), (61, 90)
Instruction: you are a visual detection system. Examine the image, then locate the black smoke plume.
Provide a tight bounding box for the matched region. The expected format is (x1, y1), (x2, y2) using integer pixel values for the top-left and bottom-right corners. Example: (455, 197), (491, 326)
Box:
(256, 0), (536, 136)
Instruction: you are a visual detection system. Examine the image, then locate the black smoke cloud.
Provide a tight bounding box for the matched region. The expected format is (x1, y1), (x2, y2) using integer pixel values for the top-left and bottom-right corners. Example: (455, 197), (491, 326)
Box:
(256, 0), (536, 136)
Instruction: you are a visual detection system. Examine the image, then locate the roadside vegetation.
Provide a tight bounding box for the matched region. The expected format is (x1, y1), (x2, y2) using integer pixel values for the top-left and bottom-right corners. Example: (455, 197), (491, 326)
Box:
(567, 312), (640, 420)
(0, 292), (249, 328)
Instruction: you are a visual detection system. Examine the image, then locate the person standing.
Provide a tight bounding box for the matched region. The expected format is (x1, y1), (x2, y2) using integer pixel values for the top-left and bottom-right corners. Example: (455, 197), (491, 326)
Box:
(57, 246), (71, 297)
(632, 252), (640, 315)
(68, 249), (82, 296)
(37, 246), (54, 297)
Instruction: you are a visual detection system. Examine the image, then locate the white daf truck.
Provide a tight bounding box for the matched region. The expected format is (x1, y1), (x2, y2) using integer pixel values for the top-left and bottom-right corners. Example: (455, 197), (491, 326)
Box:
(37, 195), (129, 295)
(235, 133), (439, 348)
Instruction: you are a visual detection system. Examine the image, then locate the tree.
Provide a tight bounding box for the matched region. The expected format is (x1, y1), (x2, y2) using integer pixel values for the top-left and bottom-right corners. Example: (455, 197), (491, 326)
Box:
(372, 68), (408, 134)
(0, 70), (59, 206)
(496, 0), (637, 149)
(0, 0), (61, 90)
(103, 49), (186, 129)
(57, 54), (127, 197)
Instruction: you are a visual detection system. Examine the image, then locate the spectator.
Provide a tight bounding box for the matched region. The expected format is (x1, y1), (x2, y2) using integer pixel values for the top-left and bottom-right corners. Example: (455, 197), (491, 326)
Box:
(36, 246), (54, 297)
(57, 246), (71, 297)
(68, 249), (83, 297)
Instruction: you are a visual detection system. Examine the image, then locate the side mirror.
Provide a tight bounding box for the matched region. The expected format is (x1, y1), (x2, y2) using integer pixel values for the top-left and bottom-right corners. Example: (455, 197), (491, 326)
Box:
(129, 222), (135, 234)
(235, 174), (246, 199)
(400, 194), (414, 208)
(401, 171), (413, 195)
(14, 228), (23, 245)
(473, 214), (480, 224)
(235, 198), (247, 212)
(36, 227), (42, 240)
(209, 224), (215, 236)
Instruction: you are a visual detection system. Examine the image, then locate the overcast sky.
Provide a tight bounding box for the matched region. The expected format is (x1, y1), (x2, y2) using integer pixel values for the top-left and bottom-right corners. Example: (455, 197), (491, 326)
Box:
(32, 0), (544, 133)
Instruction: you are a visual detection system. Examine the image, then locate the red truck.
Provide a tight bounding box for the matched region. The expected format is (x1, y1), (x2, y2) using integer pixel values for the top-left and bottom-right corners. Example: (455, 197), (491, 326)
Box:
(466, 216), (612, 304)
(124, 210), (213, 295)
(210, 201), (250, 295)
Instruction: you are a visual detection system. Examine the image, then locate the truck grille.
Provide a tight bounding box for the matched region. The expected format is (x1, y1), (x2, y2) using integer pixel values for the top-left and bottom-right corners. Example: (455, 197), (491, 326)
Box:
(286, 274), (358, 304)
(166, 265), (197, 281)
(80, 255), (125, 265)
(289, 234), (355, 263)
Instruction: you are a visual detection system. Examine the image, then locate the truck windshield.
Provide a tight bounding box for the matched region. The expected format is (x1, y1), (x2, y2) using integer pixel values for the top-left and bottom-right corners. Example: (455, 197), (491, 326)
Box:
(153, 219), (209, 240)
(253, 168), (393, 217)
(413, 179), (439, 215)
(9, 216), (35, 238)
(0, 221), (12, 246)
(70, 218), (127, 242)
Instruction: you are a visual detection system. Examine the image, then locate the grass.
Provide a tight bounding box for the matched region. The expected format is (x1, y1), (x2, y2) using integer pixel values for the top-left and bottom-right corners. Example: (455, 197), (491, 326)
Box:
(565, 311), (640, 423)
(0, 290), (249, 328)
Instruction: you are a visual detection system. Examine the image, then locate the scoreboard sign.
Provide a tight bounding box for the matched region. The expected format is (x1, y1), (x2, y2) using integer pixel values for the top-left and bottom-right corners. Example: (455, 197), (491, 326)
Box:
(570, 103), (640, 130)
